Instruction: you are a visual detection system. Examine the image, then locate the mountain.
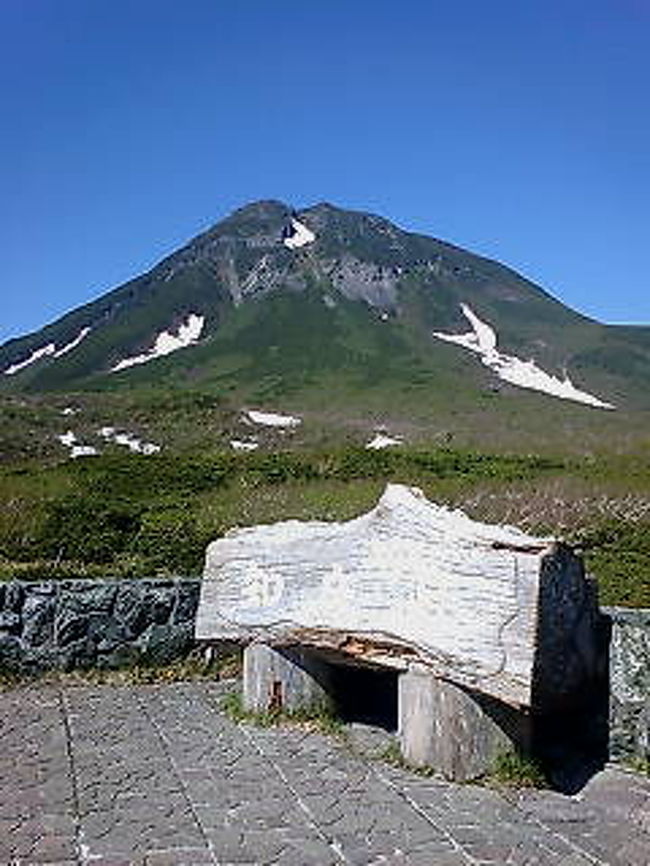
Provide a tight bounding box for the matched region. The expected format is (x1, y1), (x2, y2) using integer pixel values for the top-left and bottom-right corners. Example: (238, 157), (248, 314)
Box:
(2, 200), (649, 453)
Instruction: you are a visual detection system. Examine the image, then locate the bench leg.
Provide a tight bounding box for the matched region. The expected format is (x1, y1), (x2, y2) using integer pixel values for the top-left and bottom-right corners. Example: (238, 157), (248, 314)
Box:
(242, 643), (333, 715)
(399, 666), (526, 781)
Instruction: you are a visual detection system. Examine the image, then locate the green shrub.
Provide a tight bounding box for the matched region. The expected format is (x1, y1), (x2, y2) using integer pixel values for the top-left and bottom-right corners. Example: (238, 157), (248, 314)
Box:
(38, 495), (143, 563)
(487, 750), (546, 788)
(627, 756), (650, 776)
(221, 690), (343, 734)
(576, 521), (650, 607)
(69, 454), (234, 498)
(130, 507), (215, 574)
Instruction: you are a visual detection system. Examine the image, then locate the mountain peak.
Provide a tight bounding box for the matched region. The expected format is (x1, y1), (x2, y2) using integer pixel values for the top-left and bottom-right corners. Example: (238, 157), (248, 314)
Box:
(1, 198), (646, 420)
(231, 199), (292, 218)
(211, 199), (292, 233)
(302, 201), (340, 214)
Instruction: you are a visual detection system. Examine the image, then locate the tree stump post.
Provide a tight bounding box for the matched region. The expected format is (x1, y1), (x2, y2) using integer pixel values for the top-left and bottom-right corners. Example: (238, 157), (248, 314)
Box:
(398, 664), (530, 780)
(242, 643), (333, 715)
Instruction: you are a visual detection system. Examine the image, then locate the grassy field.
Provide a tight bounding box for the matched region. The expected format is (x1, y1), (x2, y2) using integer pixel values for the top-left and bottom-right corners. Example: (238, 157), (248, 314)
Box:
(1, 439), (648, 607)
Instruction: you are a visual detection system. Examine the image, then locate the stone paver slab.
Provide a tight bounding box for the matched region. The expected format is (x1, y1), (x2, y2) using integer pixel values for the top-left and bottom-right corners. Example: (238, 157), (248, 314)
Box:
(1, 680), (649, 865)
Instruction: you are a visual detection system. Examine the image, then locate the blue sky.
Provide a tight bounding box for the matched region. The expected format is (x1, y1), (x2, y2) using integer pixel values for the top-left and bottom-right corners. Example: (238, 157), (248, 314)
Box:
(1, 0), (649, 344)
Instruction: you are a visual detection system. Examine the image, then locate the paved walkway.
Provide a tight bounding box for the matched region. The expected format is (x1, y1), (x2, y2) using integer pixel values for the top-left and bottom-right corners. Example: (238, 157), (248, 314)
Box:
(0, 681), (649, 866)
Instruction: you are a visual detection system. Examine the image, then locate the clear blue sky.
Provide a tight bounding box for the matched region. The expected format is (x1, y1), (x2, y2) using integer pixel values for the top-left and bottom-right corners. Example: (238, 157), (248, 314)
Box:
(2, 0), (649, 344)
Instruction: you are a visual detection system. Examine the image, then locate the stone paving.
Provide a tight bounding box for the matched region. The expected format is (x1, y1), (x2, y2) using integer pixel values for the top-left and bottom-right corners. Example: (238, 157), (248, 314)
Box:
(0, 680), (649, 866)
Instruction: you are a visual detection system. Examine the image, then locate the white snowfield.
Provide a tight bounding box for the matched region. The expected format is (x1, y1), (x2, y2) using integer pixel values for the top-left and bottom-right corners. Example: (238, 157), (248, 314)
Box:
(56, 431), (98, 459)
(230, 439), (259, 452)
(283, 218), (316, 250)
(243, 409), (302, 428)
(111, 313), (204, 372)
(101, 428), (161, 455)
(3, 327), (92, 376)
(70, 445), (99, 459)
(366, 433), (403, 450)
(53, 327), (91, 358)
(57, 431), (78, 448)
(56, 427), (160, 458)
(433, 304), (615, 410)
(4, 343), (56, 376)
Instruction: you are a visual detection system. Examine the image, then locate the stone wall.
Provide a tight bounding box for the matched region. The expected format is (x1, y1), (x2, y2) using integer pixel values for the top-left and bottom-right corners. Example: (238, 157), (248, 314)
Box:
(0, 578), (201, 674)
(605, 607), (650, 761)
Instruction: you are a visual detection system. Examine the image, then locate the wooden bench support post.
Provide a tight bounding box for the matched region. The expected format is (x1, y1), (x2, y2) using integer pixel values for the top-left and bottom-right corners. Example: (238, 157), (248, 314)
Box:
(399, 665), (526, 781)
(243, 643), (333, 715)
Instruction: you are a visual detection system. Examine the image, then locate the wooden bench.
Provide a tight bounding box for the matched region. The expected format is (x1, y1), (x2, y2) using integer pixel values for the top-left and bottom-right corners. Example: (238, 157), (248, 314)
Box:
(195, 484), (604, 780)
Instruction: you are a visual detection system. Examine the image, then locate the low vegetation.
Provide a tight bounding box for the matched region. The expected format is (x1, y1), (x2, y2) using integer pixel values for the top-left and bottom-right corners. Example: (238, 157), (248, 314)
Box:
(221, 690), (344, 736)
(378, 740), (436, 778)
(0, 386), (650, 607)
(627, 756), (650, 776)
(378, 742), (547, 787)
(1, 411), (649, 606)
(0, 647), (242, 692)
(484, 750), (547, 789)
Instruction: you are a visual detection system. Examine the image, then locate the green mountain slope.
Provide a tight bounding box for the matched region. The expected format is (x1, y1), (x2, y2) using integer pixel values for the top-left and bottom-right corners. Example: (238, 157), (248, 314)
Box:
(2, 200), (649, 420)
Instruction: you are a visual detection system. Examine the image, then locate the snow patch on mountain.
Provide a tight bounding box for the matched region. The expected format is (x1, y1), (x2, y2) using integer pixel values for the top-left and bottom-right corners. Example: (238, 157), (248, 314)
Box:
(111, 313), (204, 372)
(53, 327), (91, 358)
(230, 439), (259, 452)
(71, 445), (99, 458)
(366, 433), (402, 450)
(56, 426), (160, 457)
(56, 431), (98, 459)
(100, 427), (161, 454)
(4, 343), (56, 376)
(3, 327), (92, 376)
(243, 409), (302, 428)
(113, 433), (161, 455)
(433, 304), (615, 410)
(57, 431), (78, 448)
(283, 218), (316, 250)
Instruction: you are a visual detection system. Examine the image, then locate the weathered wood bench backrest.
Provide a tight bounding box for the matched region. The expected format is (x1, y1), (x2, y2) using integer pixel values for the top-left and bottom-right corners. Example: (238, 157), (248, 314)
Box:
(195, 484), (602, 713)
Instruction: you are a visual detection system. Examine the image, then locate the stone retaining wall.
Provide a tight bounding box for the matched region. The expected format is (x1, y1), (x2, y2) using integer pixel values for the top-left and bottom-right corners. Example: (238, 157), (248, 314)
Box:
(605, 606), (650, 761)
(0, 578), (201, 674)
(0, 581), (648, 764)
